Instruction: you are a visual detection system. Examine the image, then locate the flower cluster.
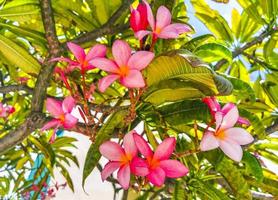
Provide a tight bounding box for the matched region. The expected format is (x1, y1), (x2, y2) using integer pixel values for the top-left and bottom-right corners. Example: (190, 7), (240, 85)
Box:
(0, 102), (15, 118)
(130, 0), (191, 43)
(200, 97), (254, 162)
(99, 130), (188, 189)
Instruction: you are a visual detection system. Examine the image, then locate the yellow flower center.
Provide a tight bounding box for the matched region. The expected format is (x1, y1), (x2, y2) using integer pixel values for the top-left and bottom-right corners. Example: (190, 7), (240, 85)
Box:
(118, 65), (129, 77)
(147, 157), (160, 170)
(155, 27), (162, 34)
(120, 153), (132, 165)
(215, 130), (226, 140)
(59, 114), (65, 122)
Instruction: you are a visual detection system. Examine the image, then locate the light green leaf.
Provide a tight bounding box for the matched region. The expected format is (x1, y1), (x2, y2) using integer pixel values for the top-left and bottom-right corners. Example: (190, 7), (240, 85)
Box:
(0, 34), (40, 74)
(82, 109), (128, 189)
(242, 151), (264, 182)
(191, 0), (233, 42)
(194, 43), (232, 64)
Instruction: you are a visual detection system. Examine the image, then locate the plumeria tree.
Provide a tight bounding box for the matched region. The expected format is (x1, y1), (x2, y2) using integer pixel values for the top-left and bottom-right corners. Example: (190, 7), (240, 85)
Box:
(0, 0), (277, 199)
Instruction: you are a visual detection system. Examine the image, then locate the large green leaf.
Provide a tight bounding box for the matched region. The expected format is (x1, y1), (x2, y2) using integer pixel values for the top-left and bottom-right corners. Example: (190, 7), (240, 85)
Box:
(0, 3), (40, 23)
(264, 32), (278, 70)
(194, 43), (232, 64)
(191, 0), (233, 42)
(143, 52), (233, 105)
(241, 151), (263, 182)
(0, 34), (40, 74)
(82, 109), (128, 188)
(206, 151), (252, 199)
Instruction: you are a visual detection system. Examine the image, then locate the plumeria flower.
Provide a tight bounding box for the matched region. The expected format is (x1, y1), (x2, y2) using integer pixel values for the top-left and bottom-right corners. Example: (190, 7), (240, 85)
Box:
(91, 40), (154, 92)
(0, 103), (15, 118)
(99, 131), (140, 189)
(200, 104), (254, 162)
(132, 133), (189, 187)
(52, 42), (106, 74)
(130, 1), (149, 33)
(135, 0), (191, 41)
(203, 96), (250, 125)
(41, 96), (78, 131)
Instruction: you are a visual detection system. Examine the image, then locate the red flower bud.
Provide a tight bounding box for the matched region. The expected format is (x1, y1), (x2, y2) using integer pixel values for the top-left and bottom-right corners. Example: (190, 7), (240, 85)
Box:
(130, 2), (149, 32)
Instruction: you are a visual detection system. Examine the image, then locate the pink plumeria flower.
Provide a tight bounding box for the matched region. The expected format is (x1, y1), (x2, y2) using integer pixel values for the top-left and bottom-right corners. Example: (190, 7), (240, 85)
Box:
(99, 131), (140, 189)
(132, 133), (189, 187)
(0, 103), (15, 118)
(41, 96), (78, 131)
(53, 42), (106, 74)
(130, 1), (149, 33)
(203, 97), (250, 125)
(135, 0), (191, 41)
(200, 105), (254, 162)
(91, 40), (154, 92)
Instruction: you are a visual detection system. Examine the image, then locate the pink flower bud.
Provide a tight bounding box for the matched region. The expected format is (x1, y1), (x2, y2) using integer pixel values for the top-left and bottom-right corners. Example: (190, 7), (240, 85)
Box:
(130, 2), (149, 32)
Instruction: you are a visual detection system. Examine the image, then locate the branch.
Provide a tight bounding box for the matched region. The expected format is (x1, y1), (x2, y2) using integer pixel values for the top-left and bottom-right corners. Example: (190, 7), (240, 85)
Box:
(0, 85), (33, 94)
(266, 119), (278, 135)
(214, 29), (275, 70)
(63, 0), (131, 46)
(242, 52), (270, 68)
(0, 0), (61, 154)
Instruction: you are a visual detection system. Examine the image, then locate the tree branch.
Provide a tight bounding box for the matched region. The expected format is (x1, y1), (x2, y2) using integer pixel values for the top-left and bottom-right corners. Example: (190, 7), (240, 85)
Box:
(266, 119), (278, 135)
(0, 0), (61, 153)
(63, 0), (131, 46)
(242, 52), (270, 68)
(0, 85), (33, 94)
(214, 29), (275, 70)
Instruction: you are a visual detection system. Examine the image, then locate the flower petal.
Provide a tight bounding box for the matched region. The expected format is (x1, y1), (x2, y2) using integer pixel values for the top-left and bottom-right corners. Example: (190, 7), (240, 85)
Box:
(130, 157), (149, 176)
(133, 132), (153, 158)
(221, 102), (235, 115)
(41, 119), (61, 131)
(156, 6), (171, 29)
(46, 98), (63, 118)
(62, 96), (75, 113)
(160, 160), (189, 178)
(153, 137), (176, 161)
(101, 161), (121, 181)
(86, 44), (107, 61)
(120, 70), (145, 88)
(112, 40), (131, 67)
(99, 141), (125, 161)
(215, 111), (223, 131)
(63, 114), (78, 129)
(123, 130), (138, 158)
(200, 131), (219, 151)
(98, 75), (120, 92)
(67, 42), (86, 63)
(135, 30), (152, 40)
(220, 104), (239, 130)
(117, 165), (131, 190)
(143, 0), (155, 30)
(219, 139), (243, 162)
(202, 96), (221, 116)
(147, 167), (165, 187)
(224, 128), (254, 145)
(167, 23), (191, 34)
(157, 25), (179, 39)
(127, 51), (154, 70)
(90, 58), (119, 73)
(237, 116), (251, 126)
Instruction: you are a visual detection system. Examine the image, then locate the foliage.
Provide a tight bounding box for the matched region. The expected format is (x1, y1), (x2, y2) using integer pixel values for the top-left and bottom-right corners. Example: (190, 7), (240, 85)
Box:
(0, 0), (277, 199)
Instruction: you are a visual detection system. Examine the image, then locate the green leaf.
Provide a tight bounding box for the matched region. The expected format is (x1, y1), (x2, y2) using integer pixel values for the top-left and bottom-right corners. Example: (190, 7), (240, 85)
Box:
(242, 151), (263, 182)
(194, 43), (232, 64)
(156, 100), (211, 126)
(0, 34), (40, 74)
(237, 0), (265, 24)
(0, 177), (10, 196)
(82, 109), (128, 189)
(239, 109), (266, 139)
(0, 3), (40, 22)
(57, 162), (75, 192)
(230, 60), (250, 82)
(172, 181), (186, 200)
(191, 0), (233, 42)
(206, 151), (252, 199)
(144, 51), (233, 105)
(52, 136), (78, 148)
(264, 32), (278, 70)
